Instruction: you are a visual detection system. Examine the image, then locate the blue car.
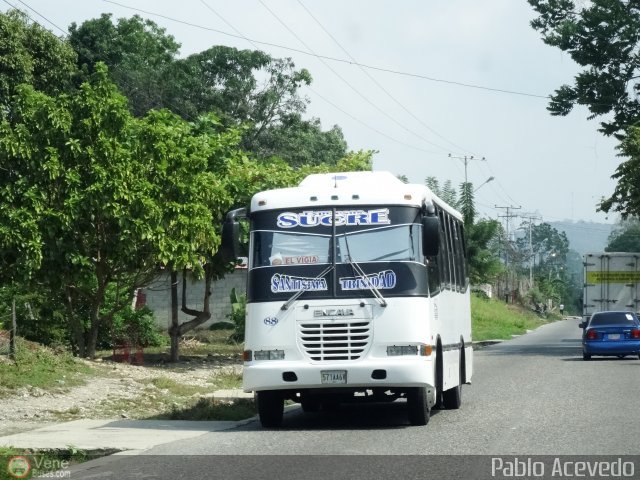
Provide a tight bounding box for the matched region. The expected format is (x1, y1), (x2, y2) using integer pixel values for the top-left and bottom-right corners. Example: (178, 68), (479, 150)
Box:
(580, 311), (640, 360)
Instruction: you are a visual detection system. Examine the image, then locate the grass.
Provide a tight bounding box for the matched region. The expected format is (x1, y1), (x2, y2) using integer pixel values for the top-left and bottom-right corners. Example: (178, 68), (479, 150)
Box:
(0, 339), (92, 396)
(164, 398), (256, 421)
(136, 329), (243, 358)
(471, 293), (555, 341)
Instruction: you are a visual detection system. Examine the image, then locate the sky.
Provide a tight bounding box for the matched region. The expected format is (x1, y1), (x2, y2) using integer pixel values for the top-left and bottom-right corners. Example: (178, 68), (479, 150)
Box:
(1, 0), (623, 227)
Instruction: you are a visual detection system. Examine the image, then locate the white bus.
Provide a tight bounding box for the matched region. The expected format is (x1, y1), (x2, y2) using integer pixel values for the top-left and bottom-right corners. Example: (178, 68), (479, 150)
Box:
(222, 171), (472, 427)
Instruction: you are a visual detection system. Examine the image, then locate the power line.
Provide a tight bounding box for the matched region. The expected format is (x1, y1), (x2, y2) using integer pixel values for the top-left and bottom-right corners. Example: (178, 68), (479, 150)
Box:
(295, 0), (475, 155)
(102, 0), (550, 100)
(199, 0), (449, 157)
(257, 0), (454, 154)
(4, 0), (68, 36)
(306, 87), (446, 155)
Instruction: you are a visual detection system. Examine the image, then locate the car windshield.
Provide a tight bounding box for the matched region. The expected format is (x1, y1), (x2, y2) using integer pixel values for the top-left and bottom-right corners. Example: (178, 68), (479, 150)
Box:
(588, 312), (638, 327)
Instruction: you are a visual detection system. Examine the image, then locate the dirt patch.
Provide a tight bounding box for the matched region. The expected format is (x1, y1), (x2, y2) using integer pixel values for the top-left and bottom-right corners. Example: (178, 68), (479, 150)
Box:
(0, 354), (243, 437)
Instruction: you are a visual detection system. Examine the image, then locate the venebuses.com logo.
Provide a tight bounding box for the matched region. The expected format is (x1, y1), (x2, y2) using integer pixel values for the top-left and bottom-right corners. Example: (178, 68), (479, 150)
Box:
(6, 456), (31, 479)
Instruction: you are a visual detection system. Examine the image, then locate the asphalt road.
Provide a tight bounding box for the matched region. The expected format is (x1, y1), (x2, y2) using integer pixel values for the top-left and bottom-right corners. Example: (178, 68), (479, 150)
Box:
(70, 318), (640, 479)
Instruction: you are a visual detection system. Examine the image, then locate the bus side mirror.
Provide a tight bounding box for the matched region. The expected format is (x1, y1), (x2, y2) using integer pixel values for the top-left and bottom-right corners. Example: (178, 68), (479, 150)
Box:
(220, 208), (245, 263)
(422, 216), (440, 257)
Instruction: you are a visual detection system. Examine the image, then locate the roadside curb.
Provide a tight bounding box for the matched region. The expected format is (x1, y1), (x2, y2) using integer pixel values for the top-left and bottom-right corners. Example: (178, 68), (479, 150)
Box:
(471, 339), (504, 348)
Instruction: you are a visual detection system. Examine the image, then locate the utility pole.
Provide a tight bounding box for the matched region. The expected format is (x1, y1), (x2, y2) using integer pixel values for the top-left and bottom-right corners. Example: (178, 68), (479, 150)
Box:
(448, 154), (486, 184)
(495, 205), (522, 267)
(519, 213), (542, 288)
(495, 205), (521, 302)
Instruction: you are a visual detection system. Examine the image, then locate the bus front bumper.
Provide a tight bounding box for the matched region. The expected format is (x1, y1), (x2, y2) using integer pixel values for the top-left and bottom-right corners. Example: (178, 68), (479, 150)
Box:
(242, 358), (435, 393)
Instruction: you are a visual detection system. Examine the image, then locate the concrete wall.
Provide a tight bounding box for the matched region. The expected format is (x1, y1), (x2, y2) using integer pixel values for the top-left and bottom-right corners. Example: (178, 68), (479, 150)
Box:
(139, 269), (247, 330)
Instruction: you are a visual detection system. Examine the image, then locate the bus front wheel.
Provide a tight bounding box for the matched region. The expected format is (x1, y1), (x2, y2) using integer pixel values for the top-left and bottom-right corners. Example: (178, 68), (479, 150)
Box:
(407, 387), (430, 426)
(257, 390), (284, 428)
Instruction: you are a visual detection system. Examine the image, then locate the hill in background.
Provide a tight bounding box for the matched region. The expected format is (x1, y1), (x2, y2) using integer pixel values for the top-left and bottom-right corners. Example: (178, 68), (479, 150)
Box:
(549, 220), (613, 255)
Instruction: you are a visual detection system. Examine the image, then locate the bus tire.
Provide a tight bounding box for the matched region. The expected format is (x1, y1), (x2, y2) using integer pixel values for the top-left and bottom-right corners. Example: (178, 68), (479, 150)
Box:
(442, 350), (463, 409)
(407, 387), (430, 426)
(257, 390), (284, 428)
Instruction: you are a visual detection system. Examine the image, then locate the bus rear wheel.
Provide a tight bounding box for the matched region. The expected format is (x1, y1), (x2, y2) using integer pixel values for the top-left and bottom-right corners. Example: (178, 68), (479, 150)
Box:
(407, 387), (430, 426)
(257, 390), (284, 428)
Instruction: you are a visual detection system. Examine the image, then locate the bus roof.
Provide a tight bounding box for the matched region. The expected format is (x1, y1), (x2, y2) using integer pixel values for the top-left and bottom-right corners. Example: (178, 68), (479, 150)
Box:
(250, 171), (462, 220)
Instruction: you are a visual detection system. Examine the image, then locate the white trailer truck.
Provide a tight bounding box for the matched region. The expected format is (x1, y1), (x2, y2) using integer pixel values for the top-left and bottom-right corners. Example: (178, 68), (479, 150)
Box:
(583, 252), (640, 323)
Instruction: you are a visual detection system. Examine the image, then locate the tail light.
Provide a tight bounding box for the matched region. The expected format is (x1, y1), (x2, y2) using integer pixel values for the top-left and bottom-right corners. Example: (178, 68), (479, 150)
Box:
(630, 329), (640, 339)
(586, 329), (599, 340)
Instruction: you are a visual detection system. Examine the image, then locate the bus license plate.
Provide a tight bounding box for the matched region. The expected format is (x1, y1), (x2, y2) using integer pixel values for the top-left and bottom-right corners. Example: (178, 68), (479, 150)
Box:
(321, 370), (347, 384)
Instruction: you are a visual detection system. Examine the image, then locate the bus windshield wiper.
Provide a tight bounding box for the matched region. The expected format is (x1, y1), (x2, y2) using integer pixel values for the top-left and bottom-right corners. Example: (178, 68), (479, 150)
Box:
(342, 233), (387, 307)
(280, 264), (334, 311)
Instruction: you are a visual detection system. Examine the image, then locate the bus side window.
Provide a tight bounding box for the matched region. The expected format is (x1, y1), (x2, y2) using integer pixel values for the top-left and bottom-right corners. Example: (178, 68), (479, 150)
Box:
(437, 210), (449, 289)
(448, 215), (460, 291)
(456, 222), (468, 288)
(452, 219), (464, 291)
(445, 213), (456, 289)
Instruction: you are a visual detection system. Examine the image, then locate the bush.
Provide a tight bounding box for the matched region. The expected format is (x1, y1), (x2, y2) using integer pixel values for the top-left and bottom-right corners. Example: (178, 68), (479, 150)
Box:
(100, 306), (166, 349)
(227, 288), (246, 343)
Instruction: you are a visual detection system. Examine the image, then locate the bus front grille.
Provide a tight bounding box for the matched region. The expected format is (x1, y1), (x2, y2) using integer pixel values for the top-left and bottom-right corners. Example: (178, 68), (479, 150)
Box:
(298, 320), (371, 361)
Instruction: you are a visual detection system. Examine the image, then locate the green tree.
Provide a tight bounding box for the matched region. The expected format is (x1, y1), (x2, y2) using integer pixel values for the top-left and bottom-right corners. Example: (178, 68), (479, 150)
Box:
(466, 219), (503, 284)
(0, 9), (77, 113)
(1, 66), (153, 355)
(0, 63), (238, 358)
(248, 114), (347, 168)
(68, 14), (181, 117)
(0, 9), (78, 286)
(527, 223), (570, 268)
(68, 16), (347, 166)
(606, 218), (640, 251)
(528, 1), (640, 218)
(528, 0), (640, 138)
(599, 126), (640, 218)
(458, 182), (475, 226)
(425, 176), (458, 206)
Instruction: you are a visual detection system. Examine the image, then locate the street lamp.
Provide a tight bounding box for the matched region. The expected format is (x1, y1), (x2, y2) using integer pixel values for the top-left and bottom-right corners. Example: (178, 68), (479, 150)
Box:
(474, 176), (495, 192)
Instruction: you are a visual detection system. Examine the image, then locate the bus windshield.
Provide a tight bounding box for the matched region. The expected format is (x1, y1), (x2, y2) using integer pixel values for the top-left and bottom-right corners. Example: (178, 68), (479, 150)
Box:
(251, 224), (422, 268)
(338, 224), (420, 263)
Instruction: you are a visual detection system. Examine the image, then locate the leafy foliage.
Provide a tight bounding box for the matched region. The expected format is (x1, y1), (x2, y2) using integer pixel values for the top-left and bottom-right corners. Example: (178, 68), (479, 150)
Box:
(69, 13), (181, 117)
(102, 305), (165, 349)
(605, 218), (640, 251)
(0, 10), (77, 112)
(68, 15), (347, 167)
(599, 126), (640, 217)
(227, 288), (246, 343)
(466, 220), (504, 284)
(528, 0), (640, 137)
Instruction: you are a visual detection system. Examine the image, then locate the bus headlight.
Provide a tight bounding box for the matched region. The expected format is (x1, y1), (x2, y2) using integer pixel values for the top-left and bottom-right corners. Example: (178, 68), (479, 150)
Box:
(253, 349), (285, 360)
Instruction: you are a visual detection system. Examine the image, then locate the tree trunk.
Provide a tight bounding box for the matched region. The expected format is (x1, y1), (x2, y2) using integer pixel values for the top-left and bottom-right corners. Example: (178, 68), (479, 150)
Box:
(169, 270), (180, 362)
(65, 286), (86, 357)
(85, 320), (101, 359)
(168, 267), (216, 362)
